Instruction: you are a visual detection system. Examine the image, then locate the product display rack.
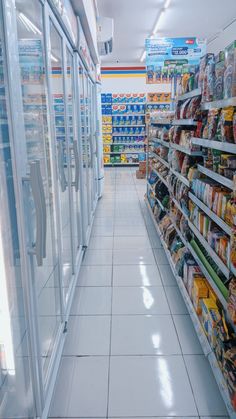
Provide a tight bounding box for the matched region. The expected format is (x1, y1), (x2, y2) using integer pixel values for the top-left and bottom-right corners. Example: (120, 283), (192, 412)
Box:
(102, 93), (146, 166)
(146, 87), (236, 416)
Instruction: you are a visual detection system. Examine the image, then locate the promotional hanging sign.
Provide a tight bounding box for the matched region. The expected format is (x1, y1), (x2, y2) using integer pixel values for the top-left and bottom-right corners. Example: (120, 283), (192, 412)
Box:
(145, 37), (206, 84)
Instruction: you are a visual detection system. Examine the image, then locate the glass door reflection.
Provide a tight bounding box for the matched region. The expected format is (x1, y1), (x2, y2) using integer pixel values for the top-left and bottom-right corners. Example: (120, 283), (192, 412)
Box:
(48, 19), (74, 303)
(0, 3), (36, 418)
(15, 0), (63, 386)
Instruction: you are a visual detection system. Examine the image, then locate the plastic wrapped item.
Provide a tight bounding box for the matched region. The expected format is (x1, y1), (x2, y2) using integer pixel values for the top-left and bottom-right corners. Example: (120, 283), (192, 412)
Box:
(215, 52), (225, 100)
(224, 40), (236, 99)
(203, 55), (215, 102)
(216, 107), (234, 143)
(203, 109), (220, 140)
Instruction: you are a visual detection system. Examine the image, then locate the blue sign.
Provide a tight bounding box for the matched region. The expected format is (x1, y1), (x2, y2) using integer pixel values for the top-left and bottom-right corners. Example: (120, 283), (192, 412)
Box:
(146, 37), (206, 66)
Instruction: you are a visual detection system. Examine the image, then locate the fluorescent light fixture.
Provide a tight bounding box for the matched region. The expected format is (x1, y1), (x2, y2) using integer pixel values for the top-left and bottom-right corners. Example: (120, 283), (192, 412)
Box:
(18, 12), (42, 35)
(51, 53), (59, 63)
(140, 50), (146, 62)
(164, 0), (171, 9)
(152, 9), (165, 35)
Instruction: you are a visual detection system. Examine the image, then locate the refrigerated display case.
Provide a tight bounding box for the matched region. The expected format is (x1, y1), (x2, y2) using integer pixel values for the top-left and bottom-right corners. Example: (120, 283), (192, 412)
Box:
(0, 0), (101, 417)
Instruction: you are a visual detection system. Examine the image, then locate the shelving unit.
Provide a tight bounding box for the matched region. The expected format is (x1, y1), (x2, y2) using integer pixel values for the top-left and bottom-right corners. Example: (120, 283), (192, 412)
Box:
(189, 192), (231, 235)
(192, 137), (236, 154)
(102, 93), (146, 165)
(177, 88), (201, 101)
(197, 164), (234, 190)
(188, 220), (230, 279)
(201, 97), (236, 110)
(146, 95), (236, 416)
(150, 151), (169, 168)
(151, 137), (170, 148)
(172, 119), (198, 126)
(169, 167), (190, 187)
(145, 196), (235, 418)
(170, 142), (202, 156)
(151, 166), (169, 188)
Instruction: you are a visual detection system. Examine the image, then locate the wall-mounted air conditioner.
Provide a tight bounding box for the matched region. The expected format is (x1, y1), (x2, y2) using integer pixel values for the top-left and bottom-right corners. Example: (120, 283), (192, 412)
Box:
(97, 16), (114, 55)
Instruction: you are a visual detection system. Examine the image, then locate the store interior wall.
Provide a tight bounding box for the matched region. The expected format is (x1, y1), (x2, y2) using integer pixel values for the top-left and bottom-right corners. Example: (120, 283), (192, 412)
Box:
(101, 68), (171, 94)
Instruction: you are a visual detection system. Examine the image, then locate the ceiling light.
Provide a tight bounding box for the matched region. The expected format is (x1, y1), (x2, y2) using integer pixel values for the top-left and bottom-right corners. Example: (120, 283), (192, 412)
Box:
(18, 12), (42, 35)
(152, 10), (165, 35)
(164, 0), (171, 9)
(51, 53), (59, 63)
(140, 50), (146, 62)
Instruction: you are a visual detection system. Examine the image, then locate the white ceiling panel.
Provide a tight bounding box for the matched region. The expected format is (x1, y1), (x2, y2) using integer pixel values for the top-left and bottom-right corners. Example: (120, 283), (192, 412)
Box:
(97, 0), (236, 64)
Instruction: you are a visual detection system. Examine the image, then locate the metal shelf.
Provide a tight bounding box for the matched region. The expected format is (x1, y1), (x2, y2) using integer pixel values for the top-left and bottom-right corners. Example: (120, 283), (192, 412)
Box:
(187, 243), (227, 310)
(176, 88), (201, 101)
(171, 196), (188, 218)
(147, 183), (166, 212)
(151, 137), (170, 148)
(189, 192), (231, 235)
(104, 163), (139, 166)
(171, 142), (202, 156)
(169, 215), (188, 246)
(111, 142), (145, 146)
(112, 102), (146, 105)
(113, 124), (145, 128)
(197, 164), (234, 190)
(145, 198), (235, 418)
(188, 220), (230, 279)
(146, 101), (170, 105)
(150, 118), (173, 125)
(172, 119), (198, 126)
(192, 137), (236, 154)
(113, 113), (145, 116)
(150, 151), (169, 168)
(112, 133), (145, 137)
(169, 167), (190, 187)
(201, 96), (236, 110)
(151, 166), (169, 188)
(104, 151), (145, 155)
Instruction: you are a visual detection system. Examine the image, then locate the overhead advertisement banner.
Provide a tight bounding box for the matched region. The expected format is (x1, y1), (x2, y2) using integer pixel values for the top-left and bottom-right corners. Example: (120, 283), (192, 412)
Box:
(145, 37), (206, 84)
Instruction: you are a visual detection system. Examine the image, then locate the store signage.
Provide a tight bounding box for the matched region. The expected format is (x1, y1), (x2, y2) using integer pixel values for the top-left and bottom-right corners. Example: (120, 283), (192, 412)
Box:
(145, 37), (206, 84)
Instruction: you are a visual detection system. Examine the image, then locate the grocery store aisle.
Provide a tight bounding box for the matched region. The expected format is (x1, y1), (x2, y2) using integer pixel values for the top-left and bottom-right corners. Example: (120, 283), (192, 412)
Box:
(49, 167), (228, 419)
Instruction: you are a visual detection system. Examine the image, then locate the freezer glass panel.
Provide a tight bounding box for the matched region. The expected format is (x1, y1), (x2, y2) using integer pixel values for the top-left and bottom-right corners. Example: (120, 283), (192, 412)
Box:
(84, 74), (92, 221)
(79, 64), (89, 232)
(15, 0), (62, 382)
(49, 20), (73, 302)
(66, 48), (82, 253)
(0, 5), (35, 418)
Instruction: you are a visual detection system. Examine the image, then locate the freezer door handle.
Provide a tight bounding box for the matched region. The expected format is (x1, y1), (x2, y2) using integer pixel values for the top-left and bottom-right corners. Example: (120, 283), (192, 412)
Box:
(24, 160), (47, 266)
(71, 141), (79, 192)
(57, 141), (67, 192)
(88, 134), (93, 167)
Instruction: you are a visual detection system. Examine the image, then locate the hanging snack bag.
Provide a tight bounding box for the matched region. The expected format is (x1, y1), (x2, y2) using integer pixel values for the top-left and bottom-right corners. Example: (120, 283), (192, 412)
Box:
(224, 40), (236, 99)
(220, 107), (234, 142)
(233, 112), (236, 143)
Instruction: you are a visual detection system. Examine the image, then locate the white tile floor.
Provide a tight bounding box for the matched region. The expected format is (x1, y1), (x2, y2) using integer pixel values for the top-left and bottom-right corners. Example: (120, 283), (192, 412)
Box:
(49, 167), (229, 419)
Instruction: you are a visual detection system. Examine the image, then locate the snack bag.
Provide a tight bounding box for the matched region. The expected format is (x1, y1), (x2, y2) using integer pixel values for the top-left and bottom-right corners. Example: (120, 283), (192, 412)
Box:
(224, 40), (236, 99)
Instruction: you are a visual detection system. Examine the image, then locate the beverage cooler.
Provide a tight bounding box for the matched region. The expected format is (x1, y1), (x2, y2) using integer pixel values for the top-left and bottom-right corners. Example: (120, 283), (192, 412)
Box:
(0, 0), (100, 418)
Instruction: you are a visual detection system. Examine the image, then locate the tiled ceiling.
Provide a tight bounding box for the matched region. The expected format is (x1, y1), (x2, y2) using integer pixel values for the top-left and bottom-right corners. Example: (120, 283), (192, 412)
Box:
(97, 0), (236, 64)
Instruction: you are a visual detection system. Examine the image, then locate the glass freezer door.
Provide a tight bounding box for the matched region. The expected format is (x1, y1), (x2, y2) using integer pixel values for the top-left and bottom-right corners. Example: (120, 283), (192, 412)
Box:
(48, 18), (75, 304)
(15, 0), (63, 390)
(0, 4), (36, 417)
(65, 47), (82, 256)
(84, 73), (93, 220)
(79, 63), (90, 239)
